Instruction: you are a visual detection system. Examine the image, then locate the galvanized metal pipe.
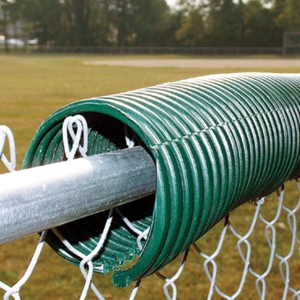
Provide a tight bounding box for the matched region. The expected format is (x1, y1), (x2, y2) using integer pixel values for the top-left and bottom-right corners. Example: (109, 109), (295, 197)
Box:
(0, 146), (156, 245)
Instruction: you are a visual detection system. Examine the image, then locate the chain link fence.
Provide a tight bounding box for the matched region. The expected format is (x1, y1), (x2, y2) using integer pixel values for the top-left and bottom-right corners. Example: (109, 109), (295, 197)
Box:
(0, 45), (285, 55)
(0, 119), (299, 299)
(0, 73), (299, 299)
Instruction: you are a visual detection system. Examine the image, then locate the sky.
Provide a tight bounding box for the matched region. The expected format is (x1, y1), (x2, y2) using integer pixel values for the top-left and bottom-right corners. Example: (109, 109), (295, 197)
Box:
(166, 0), (176, 7)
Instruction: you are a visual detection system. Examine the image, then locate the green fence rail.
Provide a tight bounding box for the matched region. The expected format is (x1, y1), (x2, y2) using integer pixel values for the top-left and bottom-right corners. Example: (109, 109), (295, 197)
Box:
(23, 72), (300, 287)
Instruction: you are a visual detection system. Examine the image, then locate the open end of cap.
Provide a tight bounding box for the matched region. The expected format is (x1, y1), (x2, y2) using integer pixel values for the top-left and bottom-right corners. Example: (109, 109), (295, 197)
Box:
(24, 112), (156, 275)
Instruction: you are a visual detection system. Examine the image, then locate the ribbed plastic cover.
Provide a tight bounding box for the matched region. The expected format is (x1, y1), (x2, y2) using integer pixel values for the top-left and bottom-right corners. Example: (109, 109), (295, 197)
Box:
(23, 73), (300, 287)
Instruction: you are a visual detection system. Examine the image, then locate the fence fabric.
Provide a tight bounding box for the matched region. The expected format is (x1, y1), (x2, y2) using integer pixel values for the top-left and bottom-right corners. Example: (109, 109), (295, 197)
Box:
(0, 72), (300, 299)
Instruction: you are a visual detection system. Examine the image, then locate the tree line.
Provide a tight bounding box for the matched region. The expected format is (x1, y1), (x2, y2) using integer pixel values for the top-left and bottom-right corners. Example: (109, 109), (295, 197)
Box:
(1, 0), (299, 48)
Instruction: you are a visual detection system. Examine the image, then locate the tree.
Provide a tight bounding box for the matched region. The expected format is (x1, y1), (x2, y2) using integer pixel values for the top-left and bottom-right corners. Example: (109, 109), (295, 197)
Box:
(133, 0), (172, 46)
(175, 8), (205, 46)
(5, 0), (22, 38)
(20, 0), (113, 46)
(89, 0), (112, 45)
(164, 10), (184, 46)
(104, 0), (136, 46)
(243, 0), (282, 47)
(103, 0), (173, 46)
(58, 0), (96, 46)
(204, 0), (244, 46)
(276, 0), (300, 32)
(21, 0), (62, 45)
(0, 0), (10, 51)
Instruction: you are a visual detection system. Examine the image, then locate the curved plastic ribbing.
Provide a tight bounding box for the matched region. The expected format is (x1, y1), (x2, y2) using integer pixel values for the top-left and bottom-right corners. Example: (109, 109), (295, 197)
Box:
(23, 73), (300, 287)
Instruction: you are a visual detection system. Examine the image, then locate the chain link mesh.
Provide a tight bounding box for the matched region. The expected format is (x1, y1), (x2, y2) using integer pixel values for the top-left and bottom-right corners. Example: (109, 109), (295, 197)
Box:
(0, 120), (299, 299)
(192, 182), (299, 299)
(0, 125), (46, 300)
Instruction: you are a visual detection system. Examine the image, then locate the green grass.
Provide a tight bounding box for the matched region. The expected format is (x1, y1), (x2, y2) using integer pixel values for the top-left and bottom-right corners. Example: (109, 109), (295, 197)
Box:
(0, 54), (299, 299)
(0, 53), (228, 166)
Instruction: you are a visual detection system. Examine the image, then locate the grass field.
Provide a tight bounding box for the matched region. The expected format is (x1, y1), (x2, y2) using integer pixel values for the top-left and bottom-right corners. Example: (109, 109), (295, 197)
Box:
(0, 54), (299, 299)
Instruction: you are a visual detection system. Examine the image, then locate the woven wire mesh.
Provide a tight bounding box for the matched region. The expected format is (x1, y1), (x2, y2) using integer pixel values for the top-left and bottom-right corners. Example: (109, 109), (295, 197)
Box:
(0, 120), (299, 299)
(192, 181), (300, 299)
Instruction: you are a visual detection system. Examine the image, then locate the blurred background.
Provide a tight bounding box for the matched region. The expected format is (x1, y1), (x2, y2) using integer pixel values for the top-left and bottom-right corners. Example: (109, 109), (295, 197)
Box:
(0, 0), (299, 55)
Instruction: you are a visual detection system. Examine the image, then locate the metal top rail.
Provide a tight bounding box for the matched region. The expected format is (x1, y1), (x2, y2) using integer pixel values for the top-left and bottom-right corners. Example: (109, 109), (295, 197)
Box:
(0, 146), (156, 245)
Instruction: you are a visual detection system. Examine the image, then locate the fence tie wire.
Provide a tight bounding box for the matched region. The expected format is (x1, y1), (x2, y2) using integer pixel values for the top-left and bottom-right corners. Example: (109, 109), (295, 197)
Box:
(54, 115), (110, 300)
(62, 115), (88, 160)
(0, 126), (16, 172)
(0, 125), (18, 299)
(0, 125), (46, 300)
